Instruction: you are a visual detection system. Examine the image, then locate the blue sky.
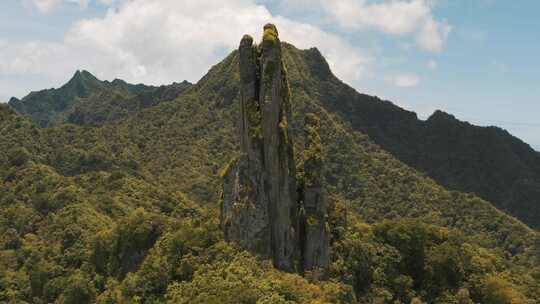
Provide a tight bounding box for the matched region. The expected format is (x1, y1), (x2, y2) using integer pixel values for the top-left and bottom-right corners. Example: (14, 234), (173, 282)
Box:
(1, 0), (539, 150)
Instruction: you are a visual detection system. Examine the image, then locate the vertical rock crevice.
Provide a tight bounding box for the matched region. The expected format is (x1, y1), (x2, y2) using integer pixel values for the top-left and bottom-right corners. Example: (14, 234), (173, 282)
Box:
(221, 24), (329, 274)
(259, 23), (298, 272)
(221, 33), (270, 257)
(299, 113), (330, 274)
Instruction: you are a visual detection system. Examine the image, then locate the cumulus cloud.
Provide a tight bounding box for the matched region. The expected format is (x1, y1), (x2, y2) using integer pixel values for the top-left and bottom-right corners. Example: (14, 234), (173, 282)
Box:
(327, 0), (451, 52)
(272, 17), (373, 82)
(5, 0), (371, 95)
(415, 16), (451, 52)
(0, 39), (74, 77)
(276, 0), (451, 52)
(25, 0), (113, 13)
(387, 73), (421, 87)
(27, 0), (62, 12)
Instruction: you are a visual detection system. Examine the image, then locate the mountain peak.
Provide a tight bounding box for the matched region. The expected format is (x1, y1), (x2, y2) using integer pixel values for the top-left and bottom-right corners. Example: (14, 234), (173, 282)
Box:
(8, 96), (21, 104)
(427, 109), (457, 122)
(60, 69), (104, 101)
(66, 69), (101, 87)
(177, 80), (192, 86)
(282, 43), (333, 81)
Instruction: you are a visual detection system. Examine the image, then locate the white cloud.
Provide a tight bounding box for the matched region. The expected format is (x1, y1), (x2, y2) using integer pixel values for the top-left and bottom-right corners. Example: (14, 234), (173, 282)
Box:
(4, 0), (372, 97)
(416, 16), (451, 52)
(322, 0), (428, 33)
(0, 39), (73, 77)
(428, 59), (437, 69)
(25, 0), (112, 13)
(387, 73), (421, 87)
(272, 17), (373, 82)
(280, 0), (451, 52)
(28, 0), (62, 12)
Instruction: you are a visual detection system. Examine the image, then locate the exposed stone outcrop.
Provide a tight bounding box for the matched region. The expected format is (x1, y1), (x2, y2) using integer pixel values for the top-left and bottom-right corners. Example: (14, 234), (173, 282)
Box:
(221, 34), (270, 259)
(221, 24), (328, 274)
(299, 113), (330, 273)
(221, 155), (269, 255)
(259, 24), (298, 272)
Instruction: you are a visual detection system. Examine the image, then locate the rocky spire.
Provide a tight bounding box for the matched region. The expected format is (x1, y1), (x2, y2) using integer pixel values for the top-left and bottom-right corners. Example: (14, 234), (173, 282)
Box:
(259, 23), (298, 271)
(221, 34), (270, 258)
(238, 34), (262, 161)
(299, 113), (330, 273)
(221, 24), (328, 274)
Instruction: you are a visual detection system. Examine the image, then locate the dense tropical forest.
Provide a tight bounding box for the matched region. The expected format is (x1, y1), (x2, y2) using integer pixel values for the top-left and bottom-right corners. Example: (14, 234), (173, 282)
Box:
(1, 29), (539, 304)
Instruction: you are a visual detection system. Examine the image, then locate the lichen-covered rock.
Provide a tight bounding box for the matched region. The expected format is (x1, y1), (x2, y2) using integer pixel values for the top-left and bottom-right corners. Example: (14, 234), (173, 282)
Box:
(220, 156), (270, 255)
(221, 33), (270, 257)
(238, 34), (263, 160)
(299, 113), (330, 274)
(221, 24), (297, 271)
(259, 23), (298, 272)
(221, 25), (329, 274)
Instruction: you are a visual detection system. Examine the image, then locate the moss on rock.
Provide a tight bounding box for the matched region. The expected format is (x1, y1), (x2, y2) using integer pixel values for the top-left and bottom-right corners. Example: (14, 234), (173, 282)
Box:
(262, 23), (279, 45)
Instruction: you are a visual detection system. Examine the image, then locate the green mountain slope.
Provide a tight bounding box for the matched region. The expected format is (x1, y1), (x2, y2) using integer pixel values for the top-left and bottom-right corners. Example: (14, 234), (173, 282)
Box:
(8, 70), (104, 126)
(285, 50), (540, 230)
(8, 71), (192, 127)
(10, 50), (540, 232)
(1, 41), (539, 303)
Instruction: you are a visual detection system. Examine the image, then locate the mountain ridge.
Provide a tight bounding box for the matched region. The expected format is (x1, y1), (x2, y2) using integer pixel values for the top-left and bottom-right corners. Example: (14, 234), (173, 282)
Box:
(8, 71), (192, 127)
(278, 43), (540, 230)
(1, 34), (539, 303)
(8, 44), (540, 230)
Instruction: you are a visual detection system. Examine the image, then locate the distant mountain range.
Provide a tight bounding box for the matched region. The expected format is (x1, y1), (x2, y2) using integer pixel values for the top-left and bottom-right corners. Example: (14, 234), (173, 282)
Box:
(9, 70), (191, 127)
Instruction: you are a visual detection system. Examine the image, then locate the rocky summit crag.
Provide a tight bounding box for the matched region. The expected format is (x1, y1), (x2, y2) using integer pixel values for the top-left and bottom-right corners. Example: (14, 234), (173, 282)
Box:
(220, 24), (329, 273)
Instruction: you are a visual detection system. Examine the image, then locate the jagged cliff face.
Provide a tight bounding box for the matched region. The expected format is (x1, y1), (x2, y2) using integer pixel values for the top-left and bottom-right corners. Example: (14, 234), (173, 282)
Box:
(259, 24), (298, 271)
(220, 25), (328, 273)
(299, 114), (330, 272)
(220, 33), (271, 260)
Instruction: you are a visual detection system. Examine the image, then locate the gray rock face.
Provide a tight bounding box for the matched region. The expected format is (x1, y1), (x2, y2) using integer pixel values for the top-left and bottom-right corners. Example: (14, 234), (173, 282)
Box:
(221, 33), (271, 258)
(220, 156), (270, 255)
(238, 34), (262, 164)
(221, 24), (328, 274)
(259, 24), (298, 272)
(299, 114), (330, 273)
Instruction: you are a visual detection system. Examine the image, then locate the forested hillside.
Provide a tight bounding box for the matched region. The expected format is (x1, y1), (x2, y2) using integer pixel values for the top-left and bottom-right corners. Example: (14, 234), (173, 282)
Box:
(1, 40), (539, 303)
(12, 44), (540, 232)
(277, 45), (540, 230)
